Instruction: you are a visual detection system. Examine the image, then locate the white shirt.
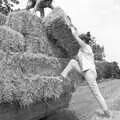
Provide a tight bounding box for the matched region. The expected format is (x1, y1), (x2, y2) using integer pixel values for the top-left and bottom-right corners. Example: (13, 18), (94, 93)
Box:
(77, 44), (96, 73)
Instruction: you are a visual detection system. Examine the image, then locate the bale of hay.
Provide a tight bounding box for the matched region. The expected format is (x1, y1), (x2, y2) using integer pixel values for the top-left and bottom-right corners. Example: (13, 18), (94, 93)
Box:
(0, 58), (75, 120)
(6, 10), (43, 36)
(9, 52), (82, 89)
(0, 13), (7, 25)
(10, 52), (83, 92)
(0, 50), (82, 119)
(0, 68), (63, 105)
(43, 7), (80, 57)
(0, 52), (78, 104)
(0, 26), (25, 53)
(8, 52), (69, 76)
(3, 51), (82, 87)
(48, 36), (72, 58)
(6, 10), (53, 55)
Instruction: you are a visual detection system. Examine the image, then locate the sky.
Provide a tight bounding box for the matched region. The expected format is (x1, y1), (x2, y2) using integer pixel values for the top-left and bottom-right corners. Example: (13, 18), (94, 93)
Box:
(14, 0), (120, 65)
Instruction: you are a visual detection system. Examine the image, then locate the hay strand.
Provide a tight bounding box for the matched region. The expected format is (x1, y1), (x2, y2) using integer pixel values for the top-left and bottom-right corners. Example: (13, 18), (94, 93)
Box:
(0, 13), (7, 25)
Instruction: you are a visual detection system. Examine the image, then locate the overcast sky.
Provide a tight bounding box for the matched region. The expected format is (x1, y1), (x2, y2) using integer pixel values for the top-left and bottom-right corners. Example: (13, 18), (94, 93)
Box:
(15, 0), (120, 64)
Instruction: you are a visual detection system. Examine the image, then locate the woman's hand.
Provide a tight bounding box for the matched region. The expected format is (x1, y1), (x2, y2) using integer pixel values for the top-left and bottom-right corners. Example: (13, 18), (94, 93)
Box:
(70, 25), (79, 37)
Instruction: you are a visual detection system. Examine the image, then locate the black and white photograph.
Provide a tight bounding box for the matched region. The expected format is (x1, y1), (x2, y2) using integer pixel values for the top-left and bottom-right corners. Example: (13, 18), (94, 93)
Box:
(0, 0), (120, 120)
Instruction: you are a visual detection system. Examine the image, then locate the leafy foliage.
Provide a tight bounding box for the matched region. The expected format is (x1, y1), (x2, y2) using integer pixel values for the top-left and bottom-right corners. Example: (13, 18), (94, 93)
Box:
(95, 61), (120, 80)
(0, 0), (19, 15)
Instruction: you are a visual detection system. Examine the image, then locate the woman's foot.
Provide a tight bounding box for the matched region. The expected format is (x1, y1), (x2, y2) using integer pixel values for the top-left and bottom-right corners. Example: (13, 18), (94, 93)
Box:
(103, 110), (111, 118)
(57, 75), (65, 82)
(95, 109), (112, 118)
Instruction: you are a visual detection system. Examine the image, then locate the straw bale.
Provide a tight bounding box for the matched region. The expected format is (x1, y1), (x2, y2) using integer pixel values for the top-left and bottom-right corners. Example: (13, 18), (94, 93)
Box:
(6, 10), (74, 57)
(0, 52), (81, 120)
(9, 52), (66, 76)
(24, 34), (53, 55)
(6, 10), (43, 36)
(0, 26), (25, 53)
(6, 10), (53, 55)
(0, 83), (71, 120)
(0, 13), (7, 25)
(6, 10), (30, 34)
(43, 7), (80, 57)
(0, 58), (74, 106)
(0, 64), (62, 105)
(8, 52), (82, 89)
(48, 37), (72, 58)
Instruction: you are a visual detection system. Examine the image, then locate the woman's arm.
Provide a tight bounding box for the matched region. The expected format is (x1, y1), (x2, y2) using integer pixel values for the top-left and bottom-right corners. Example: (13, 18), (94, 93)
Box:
(70, 26), (87, 49)
(34, 0), (41, 11)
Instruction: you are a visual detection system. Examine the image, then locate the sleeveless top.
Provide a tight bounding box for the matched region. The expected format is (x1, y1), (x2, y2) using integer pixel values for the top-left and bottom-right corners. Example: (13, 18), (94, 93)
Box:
(75, 45), (96, 73)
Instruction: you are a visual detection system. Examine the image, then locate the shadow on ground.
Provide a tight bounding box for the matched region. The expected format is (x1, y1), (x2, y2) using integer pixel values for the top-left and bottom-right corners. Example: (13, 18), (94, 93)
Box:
(46, 109), (80, 120)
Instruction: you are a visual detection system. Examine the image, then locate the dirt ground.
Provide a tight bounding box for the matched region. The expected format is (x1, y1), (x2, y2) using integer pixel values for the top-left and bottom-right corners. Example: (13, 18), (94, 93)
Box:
(46, 79), (120, 120)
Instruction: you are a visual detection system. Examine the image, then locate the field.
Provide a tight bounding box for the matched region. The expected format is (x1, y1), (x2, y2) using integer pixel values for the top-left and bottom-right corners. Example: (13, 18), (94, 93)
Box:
(46, 79), (120, 120)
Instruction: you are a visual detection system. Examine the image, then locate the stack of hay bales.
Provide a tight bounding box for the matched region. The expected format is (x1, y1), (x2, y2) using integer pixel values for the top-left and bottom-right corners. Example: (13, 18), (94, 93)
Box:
(0, 7), (82, 120)
(0, 13), (7, 25)
(6, 10), (53, 55)
(0, 26), (25, 53)
(9, 52), (62, 76)
(0, 60), (63, 105)
(0, 57), (73, 120)
(43, 7), (80, 58)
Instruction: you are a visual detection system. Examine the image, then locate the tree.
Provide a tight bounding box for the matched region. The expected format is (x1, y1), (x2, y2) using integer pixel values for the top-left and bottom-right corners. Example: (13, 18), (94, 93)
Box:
(95, 61), (120, 80)
(111, 61), (120, 78)
(0, 0), (19, 15)
(92, 44), (105, 61)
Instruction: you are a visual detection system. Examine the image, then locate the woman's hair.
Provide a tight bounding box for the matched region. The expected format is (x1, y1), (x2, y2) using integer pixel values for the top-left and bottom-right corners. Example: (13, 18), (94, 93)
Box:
(83, 39), (90, 45)
(67, 16), (71, 22)
(79, 33), (91, 45)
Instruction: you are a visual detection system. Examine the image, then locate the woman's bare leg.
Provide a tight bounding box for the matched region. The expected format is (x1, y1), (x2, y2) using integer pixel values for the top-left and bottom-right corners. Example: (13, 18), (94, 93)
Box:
(61, 59), (81, 78)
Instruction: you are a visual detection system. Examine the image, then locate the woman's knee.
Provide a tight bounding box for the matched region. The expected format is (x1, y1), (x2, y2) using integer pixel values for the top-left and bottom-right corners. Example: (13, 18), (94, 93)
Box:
(69, 59), (81, 72)
(69, 59), (78, 66)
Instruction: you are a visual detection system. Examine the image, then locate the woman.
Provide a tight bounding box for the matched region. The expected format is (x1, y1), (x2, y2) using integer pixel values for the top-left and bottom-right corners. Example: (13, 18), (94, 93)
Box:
(59, 24), (111, 118)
